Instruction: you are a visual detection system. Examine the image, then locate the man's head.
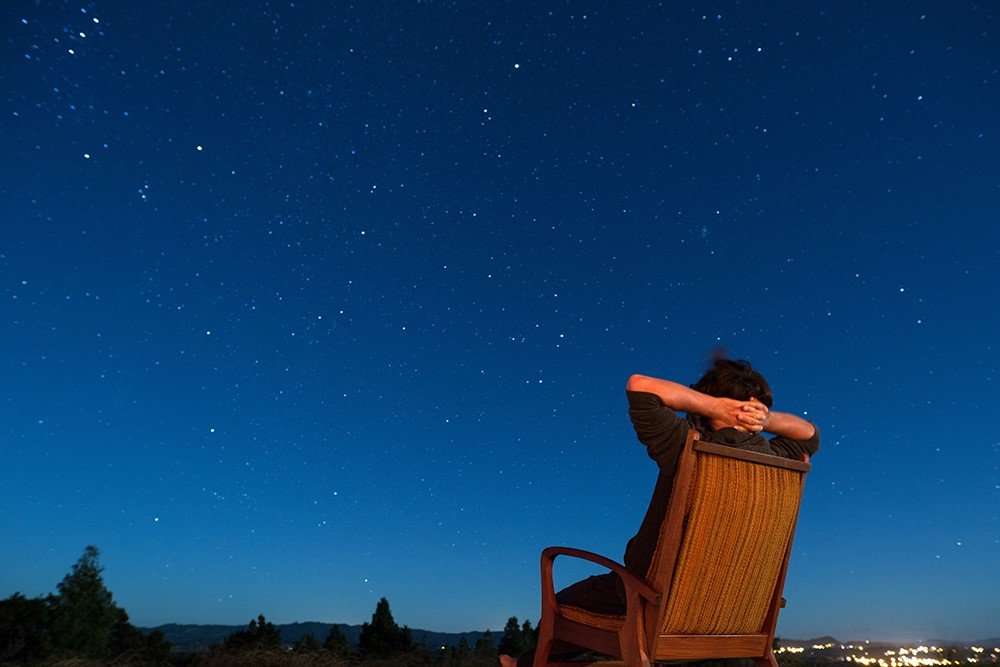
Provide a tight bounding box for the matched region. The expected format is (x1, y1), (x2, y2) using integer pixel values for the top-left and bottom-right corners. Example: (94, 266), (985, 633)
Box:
(689, 353), (773, 432)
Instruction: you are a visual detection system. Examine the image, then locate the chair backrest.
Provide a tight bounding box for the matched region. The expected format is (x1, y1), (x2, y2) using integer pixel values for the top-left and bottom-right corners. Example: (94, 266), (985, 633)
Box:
(645, 431), (810, 654)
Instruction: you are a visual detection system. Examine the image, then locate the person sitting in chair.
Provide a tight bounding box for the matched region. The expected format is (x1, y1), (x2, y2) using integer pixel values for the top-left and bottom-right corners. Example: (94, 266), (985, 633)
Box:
(501, 353), (819, 667)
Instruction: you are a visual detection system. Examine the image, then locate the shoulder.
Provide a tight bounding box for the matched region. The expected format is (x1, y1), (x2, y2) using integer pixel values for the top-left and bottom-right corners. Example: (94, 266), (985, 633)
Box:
(626, 390), (691, 462)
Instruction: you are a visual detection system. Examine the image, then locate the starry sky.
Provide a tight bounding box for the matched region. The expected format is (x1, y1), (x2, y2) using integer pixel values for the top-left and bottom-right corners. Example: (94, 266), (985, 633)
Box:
(2, 0), (998, 644)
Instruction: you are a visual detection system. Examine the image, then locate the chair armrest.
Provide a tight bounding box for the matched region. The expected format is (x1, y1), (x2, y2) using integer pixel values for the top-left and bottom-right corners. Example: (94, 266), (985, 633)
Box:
(540, 546), (661, 606)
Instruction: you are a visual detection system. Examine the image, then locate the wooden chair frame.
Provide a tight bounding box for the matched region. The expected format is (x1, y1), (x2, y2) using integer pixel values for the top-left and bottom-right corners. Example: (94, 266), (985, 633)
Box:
(534, 430), (810, 667)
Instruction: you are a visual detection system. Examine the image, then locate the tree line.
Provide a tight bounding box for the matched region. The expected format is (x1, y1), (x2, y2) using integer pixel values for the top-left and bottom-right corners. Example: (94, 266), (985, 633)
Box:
(1, 547), (833, 667)
(211, 603), (536, 665)
(0, 546), (536, 665)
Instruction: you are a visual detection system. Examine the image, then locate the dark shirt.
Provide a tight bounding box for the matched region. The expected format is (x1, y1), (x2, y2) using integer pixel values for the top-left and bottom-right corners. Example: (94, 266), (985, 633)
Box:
(623, 390), (820, 579)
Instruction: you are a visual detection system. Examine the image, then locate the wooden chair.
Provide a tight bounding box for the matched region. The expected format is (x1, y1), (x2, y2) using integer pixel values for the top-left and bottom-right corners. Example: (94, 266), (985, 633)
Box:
(534, 429), (811, 667)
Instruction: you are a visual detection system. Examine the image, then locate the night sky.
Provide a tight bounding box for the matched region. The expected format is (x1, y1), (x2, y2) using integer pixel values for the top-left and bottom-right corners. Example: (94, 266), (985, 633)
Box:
(2, 1), (998, 643)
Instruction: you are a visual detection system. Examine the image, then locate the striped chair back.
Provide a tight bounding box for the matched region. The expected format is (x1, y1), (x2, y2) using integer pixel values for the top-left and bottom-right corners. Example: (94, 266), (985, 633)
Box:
(646, 436), (809, 656)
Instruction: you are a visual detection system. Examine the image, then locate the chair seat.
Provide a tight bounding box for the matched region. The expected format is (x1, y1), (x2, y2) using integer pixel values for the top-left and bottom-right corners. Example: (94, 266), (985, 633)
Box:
(558, 605), (625, 632)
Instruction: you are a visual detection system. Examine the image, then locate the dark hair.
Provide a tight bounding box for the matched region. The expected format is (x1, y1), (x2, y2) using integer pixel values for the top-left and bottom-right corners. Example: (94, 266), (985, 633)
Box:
(688, 351), (773, 432)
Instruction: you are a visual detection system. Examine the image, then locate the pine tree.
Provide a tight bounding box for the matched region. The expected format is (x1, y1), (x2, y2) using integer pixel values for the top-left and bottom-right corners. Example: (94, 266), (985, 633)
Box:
(498, 616), (523, 656)
(223, 614), (282, 651)
(450, 636), (472, 666)
(474, 629), (496, 659)
(51, 545), (119, 660)
(2, 547), (170, 663)
(294, 632), (320, 652)
(520, 619), (538, 652)
(323, 624), (352, 657)
(359, 597), (413, 656)
(412, 630), (433, 661)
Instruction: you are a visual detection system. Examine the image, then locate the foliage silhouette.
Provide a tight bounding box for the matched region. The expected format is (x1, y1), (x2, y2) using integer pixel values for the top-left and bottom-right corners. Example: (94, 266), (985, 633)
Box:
(359, 597), (414, 657)
(323, 623), (353, 657)
(223, 614), (283, 651)
(498, 616), (536, 657)
(0, 592), (55, 662)
(0, 546), (172, 663)
(473, 629), (495, 659)
(51, 545), (119, 659)
(109, 606), (172, 662)
(294, 631), (320, 652)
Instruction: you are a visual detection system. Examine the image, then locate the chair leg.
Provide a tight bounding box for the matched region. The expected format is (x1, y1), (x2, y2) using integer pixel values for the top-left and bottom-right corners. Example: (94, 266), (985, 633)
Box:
(618, 641), (650, 667)
(754, 651), (779, 667)
(618, 592), (650, 667)
(533, 638), (554, 667)
(533, 607), (555, 667)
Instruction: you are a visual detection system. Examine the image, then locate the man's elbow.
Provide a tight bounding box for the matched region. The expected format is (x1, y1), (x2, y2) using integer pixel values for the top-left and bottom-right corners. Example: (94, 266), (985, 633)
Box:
(807, 424), (820, 452)
(626, 374), (650, 392)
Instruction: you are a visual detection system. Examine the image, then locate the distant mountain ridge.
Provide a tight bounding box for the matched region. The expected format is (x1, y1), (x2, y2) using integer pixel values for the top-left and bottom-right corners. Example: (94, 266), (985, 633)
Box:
(142, 625), (999, 655)
(143, 622), (492, 653)
(779, 637), (1000, 649)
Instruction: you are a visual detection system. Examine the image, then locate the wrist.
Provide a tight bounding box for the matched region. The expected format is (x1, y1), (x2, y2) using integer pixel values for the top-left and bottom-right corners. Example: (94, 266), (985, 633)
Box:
(706, 395), (724, 423)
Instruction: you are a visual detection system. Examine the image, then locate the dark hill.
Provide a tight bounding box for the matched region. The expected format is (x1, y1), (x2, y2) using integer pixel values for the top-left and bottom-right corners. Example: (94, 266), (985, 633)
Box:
(143, 622), (492, 653)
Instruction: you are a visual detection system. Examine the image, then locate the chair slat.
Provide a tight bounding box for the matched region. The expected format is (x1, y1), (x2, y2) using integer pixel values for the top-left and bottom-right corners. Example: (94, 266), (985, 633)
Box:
(693, 440), (811, 471)
(654, 633), (771, 659)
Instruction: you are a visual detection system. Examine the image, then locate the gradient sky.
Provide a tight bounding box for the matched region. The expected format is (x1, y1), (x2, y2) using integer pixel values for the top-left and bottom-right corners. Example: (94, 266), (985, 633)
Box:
(2, 1), (998, 643)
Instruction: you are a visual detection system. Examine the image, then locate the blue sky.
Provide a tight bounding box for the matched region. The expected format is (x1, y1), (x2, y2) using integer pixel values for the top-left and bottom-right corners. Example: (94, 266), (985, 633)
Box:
(1, 1), (997, 642)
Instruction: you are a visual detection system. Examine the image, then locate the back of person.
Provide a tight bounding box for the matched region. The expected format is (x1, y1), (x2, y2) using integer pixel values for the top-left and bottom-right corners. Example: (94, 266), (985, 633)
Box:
(624, 356), (819, 582)
(501, 354), (820, 667)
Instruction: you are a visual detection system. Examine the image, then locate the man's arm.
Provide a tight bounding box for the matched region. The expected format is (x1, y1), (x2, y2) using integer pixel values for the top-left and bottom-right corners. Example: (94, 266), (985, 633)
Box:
(732, 396), (820, 458)
(742, 397), (816, 440)
(760, 407), (816, 440)
(626, 374), (766, 431)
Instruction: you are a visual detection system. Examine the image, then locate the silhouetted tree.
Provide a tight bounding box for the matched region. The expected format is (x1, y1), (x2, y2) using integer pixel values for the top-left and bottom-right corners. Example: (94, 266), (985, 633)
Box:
(474, 629), (496, 659)
(142, 627), (171, 662)
(498, 616), (521, 656)
(499, 616), (536, 656)
(436, 635), (477, 666)
(109, 607), (145, 655)
(51, 545), (119, 660)
(223, 614), (282, 651)
(109, 607), (171, 662)
(294, 631), (320, 652)
(1, 547), (170, 663)
(0, 593), (55, 662)
(323, 623), (352, 657)
(521, 619), (537, 649)
(412, 630), (434, 662)
(359, 597), (413, 656)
